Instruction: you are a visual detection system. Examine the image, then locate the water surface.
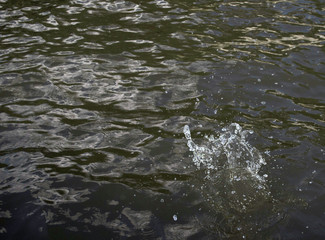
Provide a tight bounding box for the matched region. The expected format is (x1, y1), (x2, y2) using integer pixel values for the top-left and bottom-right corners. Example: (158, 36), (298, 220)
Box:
(0, 0), (324, 239)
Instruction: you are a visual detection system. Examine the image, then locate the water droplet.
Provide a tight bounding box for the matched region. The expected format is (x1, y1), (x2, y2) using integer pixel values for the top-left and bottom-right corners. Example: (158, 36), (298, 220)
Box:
(183, 123), (268, 213)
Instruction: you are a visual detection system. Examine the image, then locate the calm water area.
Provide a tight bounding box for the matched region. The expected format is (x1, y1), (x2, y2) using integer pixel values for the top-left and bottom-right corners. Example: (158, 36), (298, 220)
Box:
(0, 0), (324, 239)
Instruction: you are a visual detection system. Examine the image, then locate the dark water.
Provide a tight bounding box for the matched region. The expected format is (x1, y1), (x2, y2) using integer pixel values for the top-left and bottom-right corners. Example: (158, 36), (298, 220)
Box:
(0, 0), (324, 239)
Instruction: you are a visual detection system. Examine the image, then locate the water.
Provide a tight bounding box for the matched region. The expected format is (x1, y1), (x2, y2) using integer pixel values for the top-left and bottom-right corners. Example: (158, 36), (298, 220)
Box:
(0, 0), (324, 239)
(183, 123), (276, 238)
(183, 123), (266, 175)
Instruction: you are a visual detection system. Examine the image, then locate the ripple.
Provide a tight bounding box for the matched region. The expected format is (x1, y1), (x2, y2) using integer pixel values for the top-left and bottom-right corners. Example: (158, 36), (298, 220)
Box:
(0, 0), (324, 238)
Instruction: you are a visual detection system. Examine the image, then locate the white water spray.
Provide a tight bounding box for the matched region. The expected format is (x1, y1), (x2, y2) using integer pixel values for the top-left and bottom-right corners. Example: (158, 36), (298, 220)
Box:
(183, 123), (266, 180)
(183, 122), (275, 232)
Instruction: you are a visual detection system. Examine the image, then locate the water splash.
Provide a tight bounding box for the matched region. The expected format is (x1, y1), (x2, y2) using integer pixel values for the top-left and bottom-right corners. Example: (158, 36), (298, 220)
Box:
(183, 123), (277, 237)
(183, 123), (266, 180)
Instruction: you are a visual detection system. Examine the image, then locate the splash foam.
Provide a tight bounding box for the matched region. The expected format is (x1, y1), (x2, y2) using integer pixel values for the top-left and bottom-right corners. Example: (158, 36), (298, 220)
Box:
(183, 123), (266, 180)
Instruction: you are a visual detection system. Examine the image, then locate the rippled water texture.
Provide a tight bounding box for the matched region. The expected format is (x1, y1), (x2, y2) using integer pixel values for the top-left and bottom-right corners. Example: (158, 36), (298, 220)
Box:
(0, 0), (324, 239)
